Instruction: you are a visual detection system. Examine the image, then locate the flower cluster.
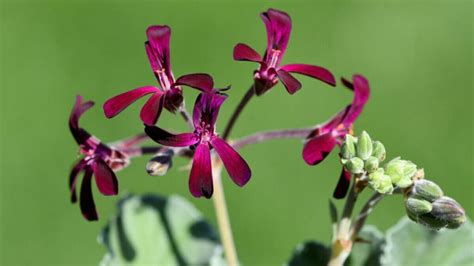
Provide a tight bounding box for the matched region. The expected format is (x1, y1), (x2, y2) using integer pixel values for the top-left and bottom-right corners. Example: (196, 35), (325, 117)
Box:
(67, 8), (375, 220)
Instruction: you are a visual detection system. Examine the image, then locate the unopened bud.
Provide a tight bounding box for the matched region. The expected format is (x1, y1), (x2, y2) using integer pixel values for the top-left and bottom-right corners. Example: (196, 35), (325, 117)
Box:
(146, 150), (173, 176)
(418, 213), (448, 230)
(368, 169), (393, 194)
(385, 158), (416, 188)
(372, 141), (386, 161)
(405, 198), (432, 215)
(412, 179), (444, 202)
(356, 131), (373, 160)
(364, 156), (379, 173)
(344, 157), (364, 174)
(431, 196), (466, 229)
(341, 135), (357, 159)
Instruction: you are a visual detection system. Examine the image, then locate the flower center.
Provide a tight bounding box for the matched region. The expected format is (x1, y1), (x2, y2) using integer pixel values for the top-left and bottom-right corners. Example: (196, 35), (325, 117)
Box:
(197, 121), (214, 143)
(155, 68), (173, 90)
(268, 49), (281, 69)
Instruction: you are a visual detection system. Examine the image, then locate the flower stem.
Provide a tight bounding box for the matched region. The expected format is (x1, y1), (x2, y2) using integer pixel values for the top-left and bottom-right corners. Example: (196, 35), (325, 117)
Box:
(211, 163), (239, 266)
(231, 128), (312, 150)
(222, 84), (255, 140)
(179, 105), (194, 130)
(350, 192), (385, 239)
(110, 133), (149, 148)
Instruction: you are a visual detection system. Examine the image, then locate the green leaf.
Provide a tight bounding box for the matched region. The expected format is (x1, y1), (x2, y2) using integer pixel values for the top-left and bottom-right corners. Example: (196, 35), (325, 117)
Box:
(350, 225), (384, 266)
(99, 194), (220, 266)
(287, 241), (332, 266)
(380, 217), (474, 266)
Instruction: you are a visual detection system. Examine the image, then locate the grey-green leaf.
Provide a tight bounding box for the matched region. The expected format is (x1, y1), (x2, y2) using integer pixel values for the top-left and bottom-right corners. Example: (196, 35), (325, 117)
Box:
(99, 194), (220, 266)
(380, 217), (474, 266)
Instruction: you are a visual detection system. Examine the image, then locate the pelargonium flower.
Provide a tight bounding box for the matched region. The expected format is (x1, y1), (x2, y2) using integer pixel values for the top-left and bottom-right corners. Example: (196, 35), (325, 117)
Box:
(145, 84), (251, 198)
(69, 96), (130, 221)
(103, 25), (214, 125)
(302, 75), (370, 198)
(233, 8), (336, 96)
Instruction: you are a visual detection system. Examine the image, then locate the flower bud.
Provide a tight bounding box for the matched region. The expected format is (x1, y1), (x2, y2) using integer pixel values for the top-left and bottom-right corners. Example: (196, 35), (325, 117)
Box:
(431, 196), (466, 229)
(341, 135), (357, 159)
(356, 131), (373, 160)
(418, 213), (448, 230)
(405, 198), (432, 215)
(344, 157), (364, 174)
(146, 150), (173, 176)
(385, 158), (416, 188)
(412, 179), (444, 202)
(372, 141), (386, 161)
(364, 156), (379, 173)
(368, 169), (394, 194)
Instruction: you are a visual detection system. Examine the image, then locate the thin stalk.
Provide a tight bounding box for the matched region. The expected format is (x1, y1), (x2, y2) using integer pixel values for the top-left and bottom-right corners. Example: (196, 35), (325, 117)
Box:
(111, 133), (149, 149)
(179, 104), (194, 130)
(232, 128), (312, 150)
(211, 163), (239, 266)
(222, 84), (255, 140)
(350, 193), (385, 240)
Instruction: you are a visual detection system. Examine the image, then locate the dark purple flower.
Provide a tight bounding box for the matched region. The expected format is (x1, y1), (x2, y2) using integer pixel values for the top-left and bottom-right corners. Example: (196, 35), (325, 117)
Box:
(103, 25), (214, 125)
(69, 96), (130, 221)
(302, 75), (370, 198)
(233, 8), (336, 95)
(145, 86), (252, 198)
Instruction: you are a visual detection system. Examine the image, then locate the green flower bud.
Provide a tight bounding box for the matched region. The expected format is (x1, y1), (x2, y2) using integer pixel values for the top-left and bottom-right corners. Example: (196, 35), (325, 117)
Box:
(364, 156), (379, 173)
(385, 158), (416, 188)
(368, 169), (394, 194)
(356, 131), (373, 160)
(405, 198), (432, 215)
(344, 157), (364, 174)
(412, 179), (444, 202)
(372, 141), (386, 161)
(146, 151), (173, 176)
(341, 134), (357, 159)
(418, 213), (448, 230)
(431, 196), (466, 229)
(406, 208), (419, 223)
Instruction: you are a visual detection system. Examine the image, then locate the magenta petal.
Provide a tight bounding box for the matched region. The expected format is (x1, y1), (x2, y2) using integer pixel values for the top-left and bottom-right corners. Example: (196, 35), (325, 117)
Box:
(103, 86), (157, 118)
(140, 92), (164, 126)
(92, 160), (118, 196)
(145, 126), (198, 147)
(277, 69), (301, 94)
(175, 73), (214, 92)
(146, 25), (171, 71)
(211, 137), (251, 187)
(333, 168), (351, 199)
(189, 143), (213, 198)
(69, 159), (86, 203)
(343, 75), (371, 125)
(281, 64), (336, 86)
(80, 169), (98, 221)
(70, 95), (94, 130)
(261, 9), (292, 57)
(302, 133), (337, 165)
(233, 43), (262, 62)
(192, 92), (227, 127)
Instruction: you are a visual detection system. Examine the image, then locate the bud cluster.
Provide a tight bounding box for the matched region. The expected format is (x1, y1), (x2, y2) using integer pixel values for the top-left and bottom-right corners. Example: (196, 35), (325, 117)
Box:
(405, 179), (466, 229)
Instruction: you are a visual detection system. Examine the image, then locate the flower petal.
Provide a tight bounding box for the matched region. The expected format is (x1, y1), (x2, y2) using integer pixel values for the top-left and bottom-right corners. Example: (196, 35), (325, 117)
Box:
(92, 159), (118, 196)
(211, 137), (251, 187)
(69, 159), (87, 203)
(233, 43), (262, 62)
(175, 73), (214, 92)
(80, 169), (98, 221)
(146, 25), (171, 71)
(70, 95), (94, 130)
(333, 168), (351, 199)
(261, 9), (292, 57)
(103, 86), (157, 118)
(277, 69), (301, 94)
(343, 75), (371, 125)
(140, 91), (165, 126)
(145, 126), (198, 147)
(189, 143), (213, 198)
(192, 92), (227, 127)
(281, 64), (336, 86)
(302, 133), (337, 165)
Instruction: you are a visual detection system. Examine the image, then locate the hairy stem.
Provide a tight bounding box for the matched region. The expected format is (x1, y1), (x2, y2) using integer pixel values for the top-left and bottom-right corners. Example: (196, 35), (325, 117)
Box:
(179, 105), (194, 130)
(350, 193), (385, 240)
(232, 128), (312, 150)
(222, 84), (255, 140)
(111, 133), (149, 148)
(212, 163), (239, 266)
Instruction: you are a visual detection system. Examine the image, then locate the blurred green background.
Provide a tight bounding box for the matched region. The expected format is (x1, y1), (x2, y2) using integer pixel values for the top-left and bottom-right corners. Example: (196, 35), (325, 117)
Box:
(1, 0), (472, 265)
